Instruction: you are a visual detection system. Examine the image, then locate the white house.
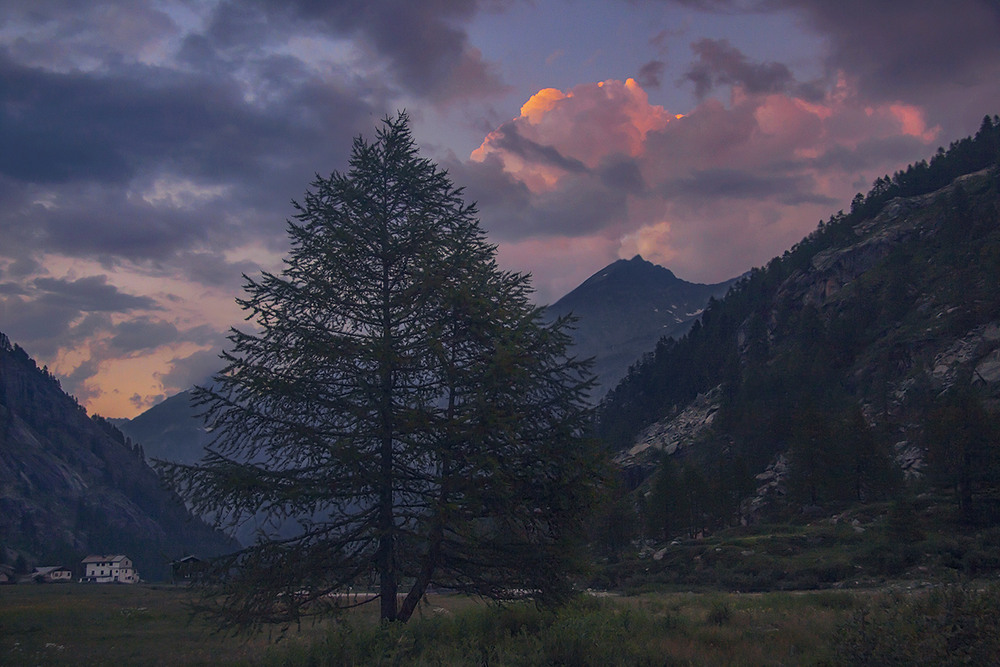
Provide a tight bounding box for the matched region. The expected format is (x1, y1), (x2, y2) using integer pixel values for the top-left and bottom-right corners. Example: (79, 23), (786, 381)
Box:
(81, 555), (139, 584)
(30, 566), (74, 583)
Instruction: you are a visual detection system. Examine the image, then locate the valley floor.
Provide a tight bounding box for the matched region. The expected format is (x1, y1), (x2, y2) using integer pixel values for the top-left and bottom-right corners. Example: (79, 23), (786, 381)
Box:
(2, 580), (999, 665)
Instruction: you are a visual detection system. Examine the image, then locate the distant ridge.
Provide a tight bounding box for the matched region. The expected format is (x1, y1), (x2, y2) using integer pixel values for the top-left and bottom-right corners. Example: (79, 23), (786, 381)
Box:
(119, 388), (211, 466)
(547, 255), (737, 400)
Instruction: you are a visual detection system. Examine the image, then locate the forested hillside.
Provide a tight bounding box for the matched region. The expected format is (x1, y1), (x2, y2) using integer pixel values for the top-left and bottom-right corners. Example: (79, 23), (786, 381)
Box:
(597, 116), (1000, 540)
(0, 333), (237, 579)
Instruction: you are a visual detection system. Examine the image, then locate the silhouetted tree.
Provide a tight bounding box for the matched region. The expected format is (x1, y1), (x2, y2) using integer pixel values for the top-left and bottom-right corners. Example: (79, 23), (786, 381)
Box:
(160, 114), (603, 627)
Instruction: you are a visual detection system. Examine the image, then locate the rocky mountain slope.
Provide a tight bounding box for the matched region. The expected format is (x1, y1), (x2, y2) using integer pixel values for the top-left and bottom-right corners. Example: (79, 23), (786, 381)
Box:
(0, 333), (237, 579)
(598, 116), (1000, 531)
(547, 255), (736, 400)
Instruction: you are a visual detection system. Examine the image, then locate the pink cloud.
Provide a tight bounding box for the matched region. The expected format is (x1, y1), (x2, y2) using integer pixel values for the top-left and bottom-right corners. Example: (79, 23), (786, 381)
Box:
(473, 78), (674, 190)
(469, 76), (942, 299)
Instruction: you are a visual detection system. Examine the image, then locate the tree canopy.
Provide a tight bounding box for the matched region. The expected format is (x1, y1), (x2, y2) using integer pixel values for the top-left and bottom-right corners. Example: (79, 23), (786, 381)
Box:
(159, 113), (603, 627)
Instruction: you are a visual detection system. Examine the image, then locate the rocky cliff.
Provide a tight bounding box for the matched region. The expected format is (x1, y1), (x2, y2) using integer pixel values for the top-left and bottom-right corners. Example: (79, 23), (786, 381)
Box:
(599, 118), (1000, 528)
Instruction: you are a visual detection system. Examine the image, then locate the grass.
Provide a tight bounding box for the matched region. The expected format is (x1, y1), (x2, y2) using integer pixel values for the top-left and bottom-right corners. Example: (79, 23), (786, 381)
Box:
(262, 591), (863, 666)
(0, 584), (853, 666)
(3, 582), (998, 665)
(0, 584), (287, 666)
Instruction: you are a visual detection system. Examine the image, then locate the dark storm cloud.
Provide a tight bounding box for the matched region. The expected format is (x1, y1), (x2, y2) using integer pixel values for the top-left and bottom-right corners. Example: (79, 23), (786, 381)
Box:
(0, 52), (362, 186)
(637, 60), (666, 89)
(251, 0), (509, 103)
(0, 295), (112, 358)
(0, 48), (372, 269)
(661, 167), (830, 205)
(445, 153), (532, 224)
(0, 0), (507, 287)
(807, 135), (936, 175)
(448, 150), (627, 241)
(684, 38), (794, 98)
(488, 124), (588, 174)
(108, 318), (181, 354)
(0, 55), (129, 183)
(2, 188), (218, 262)
(62, 356), (103, 403)
(597, 156), (646, 194)
(662, 0), (1000, 135)
(1, 1), (179, 70)
(5, 256), (43, 278)
(33, 276), (159, 312)
(529, 176), (631, 238)
(774, 0), (1000, 101)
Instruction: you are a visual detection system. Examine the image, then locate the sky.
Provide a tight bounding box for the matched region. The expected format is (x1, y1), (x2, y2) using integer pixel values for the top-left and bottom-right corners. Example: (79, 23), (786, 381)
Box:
(2, 0), (999, 419)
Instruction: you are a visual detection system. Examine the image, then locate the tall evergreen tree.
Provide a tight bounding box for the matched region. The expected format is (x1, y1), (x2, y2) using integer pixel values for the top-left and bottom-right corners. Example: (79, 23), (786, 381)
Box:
(159, 114), (601, 626)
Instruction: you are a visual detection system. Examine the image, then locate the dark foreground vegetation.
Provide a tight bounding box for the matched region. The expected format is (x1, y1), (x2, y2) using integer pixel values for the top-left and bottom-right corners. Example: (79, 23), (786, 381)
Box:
(2, 582), (999, 665)
(593, 492), (1000, 593)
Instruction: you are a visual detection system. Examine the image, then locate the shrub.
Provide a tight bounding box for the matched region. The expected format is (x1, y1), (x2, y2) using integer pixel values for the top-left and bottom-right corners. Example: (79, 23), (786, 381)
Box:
(706, 600), (732, 625)
(833, 585), (1000, 665)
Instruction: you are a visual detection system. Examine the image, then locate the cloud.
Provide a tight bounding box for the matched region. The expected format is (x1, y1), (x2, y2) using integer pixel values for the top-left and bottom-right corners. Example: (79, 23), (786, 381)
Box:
(3, 0), (996, 418)
(108, 318), (181, 354)
(252, 0), (510, 103)
(662, 0), (1000, 137)
(684, 38), (795, 98)
(0, 274), (158, 360)
(637, 60), (666, 89)
(472, 79), (673, 186)
(1, 1), (180, 70)
(156, 347), (225, 392)
(778, 1), (1000, 101)
(32, 275), (159, 312)
(467, 68), (943, 294)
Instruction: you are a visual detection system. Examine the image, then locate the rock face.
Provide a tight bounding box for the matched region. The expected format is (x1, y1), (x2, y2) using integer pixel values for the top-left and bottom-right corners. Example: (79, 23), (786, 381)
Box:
(0, 333), (236, 579)
(607, 162), (1000, 520)
(547, 255), (736, 400)
(616, 386), (722, 470)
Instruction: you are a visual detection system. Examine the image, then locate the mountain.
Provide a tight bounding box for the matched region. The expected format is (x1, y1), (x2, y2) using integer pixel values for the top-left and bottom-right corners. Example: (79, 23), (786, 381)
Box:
(120, 256), (735, 467)
(597, 115), (1000, 533)
(0, 333), (237, 579)
(546, 255), (737, 400)
(116, 388), (212, 466)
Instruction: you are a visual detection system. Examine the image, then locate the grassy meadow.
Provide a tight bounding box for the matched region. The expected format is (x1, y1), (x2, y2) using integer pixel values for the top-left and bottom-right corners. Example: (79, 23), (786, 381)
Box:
(3, 582), (999, 665)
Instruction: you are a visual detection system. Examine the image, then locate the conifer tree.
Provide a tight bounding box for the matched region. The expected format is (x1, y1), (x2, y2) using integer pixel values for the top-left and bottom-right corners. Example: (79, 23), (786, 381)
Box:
(159, 113), (601, 626)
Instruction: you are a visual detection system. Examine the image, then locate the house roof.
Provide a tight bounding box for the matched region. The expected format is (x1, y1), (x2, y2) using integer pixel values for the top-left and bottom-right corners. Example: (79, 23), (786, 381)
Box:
(82, 554), (130, 564)
(32, 566), (70, 575)
(172, 555), (204, 564)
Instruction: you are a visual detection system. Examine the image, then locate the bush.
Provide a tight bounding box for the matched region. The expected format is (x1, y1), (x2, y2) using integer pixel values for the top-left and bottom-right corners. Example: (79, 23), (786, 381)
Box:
(834, 585), (1000, 665)
(706, 600), (732, 625)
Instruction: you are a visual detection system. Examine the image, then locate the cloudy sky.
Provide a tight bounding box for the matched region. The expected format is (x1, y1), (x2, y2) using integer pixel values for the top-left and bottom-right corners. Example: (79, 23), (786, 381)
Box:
(2, 0), (999, 418)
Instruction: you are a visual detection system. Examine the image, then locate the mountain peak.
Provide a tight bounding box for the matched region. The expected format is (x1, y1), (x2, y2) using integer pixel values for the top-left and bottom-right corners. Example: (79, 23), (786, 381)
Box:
(568, 256), (678, 296)
(546, 258), (738, 400)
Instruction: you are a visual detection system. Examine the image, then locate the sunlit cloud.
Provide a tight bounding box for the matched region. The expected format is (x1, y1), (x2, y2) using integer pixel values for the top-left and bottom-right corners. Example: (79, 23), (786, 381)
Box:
(467, 70), (943, 296)
(1, 0), (996, 419)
